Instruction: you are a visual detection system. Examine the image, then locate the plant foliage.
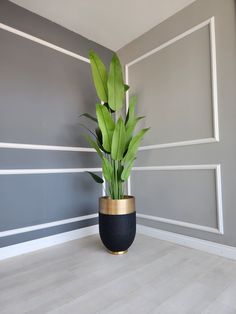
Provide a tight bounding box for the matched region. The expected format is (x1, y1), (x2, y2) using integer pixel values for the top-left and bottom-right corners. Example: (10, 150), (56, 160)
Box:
(81, 50), (150, 199)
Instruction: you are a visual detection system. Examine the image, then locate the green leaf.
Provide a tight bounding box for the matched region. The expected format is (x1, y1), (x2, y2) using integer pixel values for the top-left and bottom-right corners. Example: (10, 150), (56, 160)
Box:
(124, 84), (130, 92)
(89, 50), (108, 102)
(124, 95), (144, 148)
(125, 116), (145, 148)
(102, 158), (113, 182)
(117, 163), (124, 181)
(87, 172), (104, 184)
(95, 127), (102, 144)
(79, 113), (98, 123)
(79, 123), (97, 139)
(96, 104), (115, 152)
(121, 158), (135, 181)
(111, 117), (126, 161)
(103, 102), (115, 113)
(124, 128), (150, 163)
(125, 95), (137, 125)
(95, 127), (109, 153)
(85, 135), (103, 159)
(107, 53), (125, 111)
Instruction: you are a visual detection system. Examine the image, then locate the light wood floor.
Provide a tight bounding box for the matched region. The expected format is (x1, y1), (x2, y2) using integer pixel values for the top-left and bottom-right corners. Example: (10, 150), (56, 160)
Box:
(1, 234), (236, 314)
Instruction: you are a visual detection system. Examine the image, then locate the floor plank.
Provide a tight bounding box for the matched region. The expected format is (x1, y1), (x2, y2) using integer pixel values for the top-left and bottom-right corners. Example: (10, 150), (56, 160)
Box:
(0, 234), (236, 313)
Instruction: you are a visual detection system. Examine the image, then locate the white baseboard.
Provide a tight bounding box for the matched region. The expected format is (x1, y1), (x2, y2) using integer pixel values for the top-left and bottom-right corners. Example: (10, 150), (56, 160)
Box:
(0, 225), (98, 261)
(2, 224), (236, 262)
(137, 224), (236, 260)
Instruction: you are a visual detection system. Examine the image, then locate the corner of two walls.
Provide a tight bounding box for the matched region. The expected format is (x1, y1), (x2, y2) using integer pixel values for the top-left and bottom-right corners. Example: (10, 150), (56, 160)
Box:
(1, 0), (236, 258)
(118, 0), (236, 248)
(0, 0), (114, 251)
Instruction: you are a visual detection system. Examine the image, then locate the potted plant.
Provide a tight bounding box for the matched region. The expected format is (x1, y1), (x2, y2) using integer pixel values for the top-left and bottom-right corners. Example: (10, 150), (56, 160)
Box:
(81, 51), (149, 255)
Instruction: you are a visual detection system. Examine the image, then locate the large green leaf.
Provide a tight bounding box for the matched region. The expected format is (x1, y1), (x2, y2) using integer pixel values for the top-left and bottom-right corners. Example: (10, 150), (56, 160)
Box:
(96, 104), (115, 152)
(85, 135), (103, 159)
(87, 172), (104, 184)
(107, 54), (125, 111)
(124, 128), (150, 163)
(89, 50), (108, 102)
(102, 158), (113, 182)
(125, 116), (144, 149)
(111, 117), (126, 161)
(125, 95), (137, 125)
(121, 158), (135, 181)
(124, 95), (144, 148)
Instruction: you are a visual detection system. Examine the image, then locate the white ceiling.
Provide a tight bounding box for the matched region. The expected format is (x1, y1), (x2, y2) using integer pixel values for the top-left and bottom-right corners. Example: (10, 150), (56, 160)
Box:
(10, 0), (197, 51)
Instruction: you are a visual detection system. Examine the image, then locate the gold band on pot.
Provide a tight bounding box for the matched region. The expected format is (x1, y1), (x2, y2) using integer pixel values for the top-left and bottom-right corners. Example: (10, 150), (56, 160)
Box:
(99, 196), (135, 215)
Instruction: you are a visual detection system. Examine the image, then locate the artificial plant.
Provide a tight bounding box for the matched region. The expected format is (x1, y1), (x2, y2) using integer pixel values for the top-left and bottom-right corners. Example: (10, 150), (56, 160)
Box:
(81, 51), (149, 199)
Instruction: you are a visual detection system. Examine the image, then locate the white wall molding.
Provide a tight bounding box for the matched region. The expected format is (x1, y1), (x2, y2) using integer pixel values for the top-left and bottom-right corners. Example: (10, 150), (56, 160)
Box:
(0, 213), (98, 238)
(137, 214), (221, 234)
(0, 167), (103, 238)
(0, 142), (95, 152)
(0, 167), (102, 175)
(131, 164), (224, 234)
(209, 17), (219, 142)
(0, 22), (94, 152)
(0, 23), (90, 63)
(0, 166), (105, 194)
(125, 17), (219, 151)
(1, 224), (236, 262)
(0, 225), (98, 261)
(138, 138), (217, 151)
(133, 164), (219, 171)
(0, 164), (223, 237)
(137, 225), (236, 260)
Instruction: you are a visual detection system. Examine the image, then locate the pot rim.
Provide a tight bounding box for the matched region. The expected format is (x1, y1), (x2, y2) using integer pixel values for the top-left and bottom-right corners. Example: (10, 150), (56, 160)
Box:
(99, 195), (135, 215)
(100, 195), (135, 200)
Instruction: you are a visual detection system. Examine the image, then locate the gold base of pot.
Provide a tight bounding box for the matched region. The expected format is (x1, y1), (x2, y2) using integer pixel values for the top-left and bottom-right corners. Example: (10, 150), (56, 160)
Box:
(107, 250), (128, 255)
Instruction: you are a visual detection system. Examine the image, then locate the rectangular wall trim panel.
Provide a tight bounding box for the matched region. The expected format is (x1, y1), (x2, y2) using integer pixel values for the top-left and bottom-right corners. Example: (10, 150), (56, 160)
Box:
(125, 17), (219, 151)
(0, 22), (95, 152)
(0, 213), (98, 238)
(0, 167), (104, 237)
(131, 164), (223, 234)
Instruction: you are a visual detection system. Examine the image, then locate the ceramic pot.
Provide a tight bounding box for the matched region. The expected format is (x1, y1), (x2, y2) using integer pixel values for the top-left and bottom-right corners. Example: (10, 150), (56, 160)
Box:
(99, 196), (136, 255)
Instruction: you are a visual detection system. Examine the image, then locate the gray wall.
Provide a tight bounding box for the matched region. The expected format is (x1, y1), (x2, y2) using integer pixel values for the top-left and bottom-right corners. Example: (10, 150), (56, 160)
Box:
(0, 0), (113, 247)
(118, 0), (236, 246)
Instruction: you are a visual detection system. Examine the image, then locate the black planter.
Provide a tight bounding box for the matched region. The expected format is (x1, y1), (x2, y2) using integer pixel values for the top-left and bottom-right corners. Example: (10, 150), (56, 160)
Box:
(99, 196), (136, 254)
(99, 212), (136, 254)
